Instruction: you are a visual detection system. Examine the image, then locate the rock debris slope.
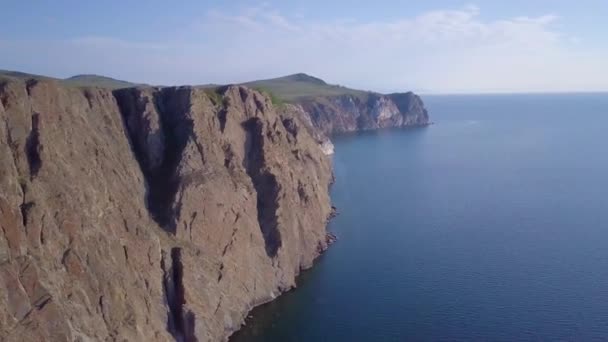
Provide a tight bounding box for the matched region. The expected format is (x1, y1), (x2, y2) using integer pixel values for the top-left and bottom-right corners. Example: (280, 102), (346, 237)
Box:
(0, 79), (333, 341)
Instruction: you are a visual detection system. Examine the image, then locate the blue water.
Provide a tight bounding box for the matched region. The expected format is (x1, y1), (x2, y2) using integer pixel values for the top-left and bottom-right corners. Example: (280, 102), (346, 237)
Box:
(232, 93), (608, 341)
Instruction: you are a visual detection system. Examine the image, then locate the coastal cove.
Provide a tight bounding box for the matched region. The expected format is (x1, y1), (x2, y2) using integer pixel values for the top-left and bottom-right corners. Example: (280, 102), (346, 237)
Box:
(232, 93), (608, 341)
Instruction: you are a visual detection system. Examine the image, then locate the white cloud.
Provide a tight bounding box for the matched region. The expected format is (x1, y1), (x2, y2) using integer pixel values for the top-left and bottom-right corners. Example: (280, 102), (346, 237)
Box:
(1, 5), (607, 93)
(188, 4), (607, 92)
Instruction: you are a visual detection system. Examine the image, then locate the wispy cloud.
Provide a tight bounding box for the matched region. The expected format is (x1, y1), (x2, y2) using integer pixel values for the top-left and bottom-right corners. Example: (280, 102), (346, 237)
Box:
(1, 5), (606, 92)
(191, 4), (596, 92)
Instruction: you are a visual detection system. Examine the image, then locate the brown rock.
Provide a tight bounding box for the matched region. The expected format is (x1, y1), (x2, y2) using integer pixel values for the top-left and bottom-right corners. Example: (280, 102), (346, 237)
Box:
(297, 91), (429, 135)
(0, 78), (333, 341)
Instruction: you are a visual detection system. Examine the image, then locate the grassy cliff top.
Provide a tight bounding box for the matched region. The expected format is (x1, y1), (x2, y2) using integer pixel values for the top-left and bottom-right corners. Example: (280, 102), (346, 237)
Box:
(63, 74), (139, 89)
(0, 70), (139, 90)
(0, 70), (375, 101)
(243, 73), (369, 102)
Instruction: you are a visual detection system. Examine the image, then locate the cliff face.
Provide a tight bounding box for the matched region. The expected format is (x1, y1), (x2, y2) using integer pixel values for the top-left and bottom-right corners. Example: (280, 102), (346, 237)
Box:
(296, 91), (429, 136)
(0, 79), (332, 341)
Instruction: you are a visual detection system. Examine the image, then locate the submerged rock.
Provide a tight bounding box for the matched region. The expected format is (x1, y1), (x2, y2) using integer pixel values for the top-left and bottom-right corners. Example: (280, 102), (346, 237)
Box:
(326, 232), (338, 246)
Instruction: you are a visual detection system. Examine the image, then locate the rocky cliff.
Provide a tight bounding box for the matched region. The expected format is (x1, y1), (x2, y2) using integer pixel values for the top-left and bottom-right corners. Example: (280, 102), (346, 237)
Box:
(0, 79), (333, 341)
(243, 73), (430, 137)
(297, 91), (429, 136)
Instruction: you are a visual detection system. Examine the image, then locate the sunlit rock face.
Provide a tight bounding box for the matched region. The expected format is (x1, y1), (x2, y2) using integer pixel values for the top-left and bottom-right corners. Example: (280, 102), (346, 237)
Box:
(0, 79), (333, 342)
(296, 91), (429, 136)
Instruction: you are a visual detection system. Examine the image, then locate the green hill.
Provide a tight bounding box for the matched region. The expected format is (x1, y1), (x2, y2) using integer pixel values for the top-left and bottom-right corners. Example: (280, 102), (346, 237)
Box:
(1, 70), (371, 99)
(63, 74), (138, 89)
(243, 73), (369, 102)
(0, 69), (55, 82)
(0, 70), (139, 90)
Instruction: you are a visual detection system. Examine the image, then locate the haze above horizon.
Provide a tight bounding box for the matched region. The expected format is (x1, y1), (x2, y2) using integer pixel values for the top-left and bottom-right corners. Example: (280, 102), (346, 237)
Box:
(1, 1), (606, 93)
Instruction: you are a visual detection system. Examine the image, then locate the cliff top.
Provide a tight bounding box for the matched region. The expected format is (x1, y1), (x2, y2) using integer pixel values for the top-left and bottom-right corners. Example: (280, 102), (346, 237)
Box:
(0, 69), (413, 102)
(63, 74), (140, 89)
(242, 73), (370, 102)
(0, 69), (139, 89)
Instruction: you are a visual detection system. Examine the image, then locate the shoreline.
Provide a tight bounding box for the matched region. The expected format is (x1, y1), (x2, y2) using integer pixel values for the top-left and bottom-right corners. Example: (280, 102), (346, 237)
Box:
(227, 123), (429, 341)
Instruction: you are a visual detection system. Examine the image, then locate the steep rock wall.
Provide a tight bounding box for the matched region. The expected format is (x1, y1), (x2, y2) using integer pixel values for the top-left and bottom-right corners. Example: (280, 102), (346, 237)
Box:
(298, 91), (429, 135)
(0, 79), (332, 341)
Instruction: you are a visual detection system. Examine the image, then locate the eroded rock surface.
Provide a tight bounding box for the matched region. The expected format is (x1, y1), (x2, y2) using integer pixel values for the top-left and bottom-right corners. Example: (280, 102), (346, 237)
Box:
(298, 91), (429, 135)
(0, 79), (332, 341)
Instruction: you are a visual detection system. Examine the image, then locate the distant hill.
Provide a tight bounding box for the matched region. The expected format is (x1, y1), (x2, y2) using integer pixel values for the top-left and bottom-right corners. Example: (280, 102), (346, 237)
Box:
(0, 70), (139, 90)
(0, 69), (55, 82)
(63, 74), (138, 89)
(0, 70), (372, 98)
(242, 73), (369, 102)
(243, 72), (429, 136)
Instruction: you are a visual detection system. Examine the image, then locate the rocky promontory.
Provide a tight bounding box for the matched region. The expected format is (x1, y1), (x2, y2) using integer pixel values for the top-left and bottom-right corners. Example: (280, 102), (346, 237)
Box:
(245, 73), (430, 137)
(0, 71), (429, 341)
(297, 91), (428, 135)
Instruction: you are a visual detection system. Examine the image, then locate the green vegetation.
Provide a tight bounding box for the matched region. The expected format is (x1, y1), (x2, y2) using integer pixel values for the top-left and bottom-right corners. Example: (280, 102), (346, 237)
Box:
(63, 74), (138, 89)
(252, 87), (285, 107)
(0, 70), (140, 89)
(243, 73), (370, 102)
(203, 87), (223, 106)
(0, 69), (54, 83)
(0, 69), (376, 102)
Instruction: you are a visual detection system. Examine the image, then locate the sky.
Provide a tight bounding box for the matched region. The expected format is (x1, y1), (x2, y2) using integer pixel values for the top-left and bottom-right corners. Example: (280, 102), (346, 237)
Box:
(1, 1), (607, 93)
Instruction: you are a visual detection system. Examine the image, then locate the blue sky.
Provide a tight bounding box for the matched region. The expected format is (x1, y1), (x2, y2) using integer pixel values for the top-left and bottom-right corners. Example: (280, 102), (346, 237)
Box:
(1, 1), (607, 93)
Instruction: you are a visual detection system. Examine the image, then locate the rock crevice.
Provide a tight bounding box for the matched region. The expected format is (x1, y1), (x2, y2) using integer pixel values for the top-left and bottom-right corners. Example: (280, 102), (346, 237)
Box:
(161, 248), (196, 341)
(242, 118), (282, 258)
(115, 87), (195, 233)
(25, 113), (42, 179)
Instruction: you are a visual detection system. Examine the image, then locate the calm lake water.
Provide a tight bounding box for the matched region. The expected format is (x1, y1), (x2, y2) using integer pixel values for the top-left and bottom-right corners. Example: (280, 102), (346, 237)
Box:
(232, 93), (608, 341)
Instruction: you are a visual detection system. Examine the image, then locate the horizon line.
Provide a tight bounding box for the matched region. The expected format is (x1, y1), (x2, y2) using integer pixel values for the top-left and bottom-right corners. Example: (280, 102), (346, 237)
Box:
(2, 68), (607, 95)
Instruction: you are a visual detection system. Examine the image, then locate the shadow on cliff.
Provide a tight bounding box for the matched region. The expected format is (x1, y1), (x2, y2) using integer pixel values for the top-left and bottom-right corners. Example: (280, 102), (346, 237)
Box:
(242, 117), (282, 258)
(114, 87), (194, 234)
